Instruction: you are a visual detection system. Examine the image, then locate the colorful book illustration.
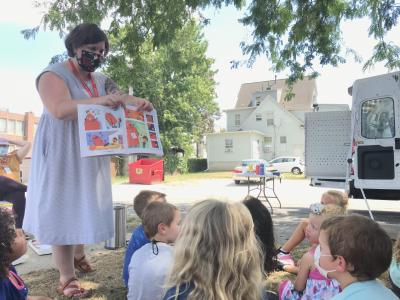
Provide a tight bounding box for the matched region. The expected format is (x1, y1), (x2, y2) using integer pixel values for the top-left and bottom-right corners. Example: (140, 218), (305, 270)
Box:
(77, 104), (163, 157)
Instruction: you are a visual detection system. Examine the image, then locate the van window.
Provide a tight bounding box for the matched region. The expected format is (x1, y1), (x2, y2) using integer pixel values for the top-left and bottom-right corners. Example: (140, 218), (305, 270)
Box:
(361, 98), (395, 139)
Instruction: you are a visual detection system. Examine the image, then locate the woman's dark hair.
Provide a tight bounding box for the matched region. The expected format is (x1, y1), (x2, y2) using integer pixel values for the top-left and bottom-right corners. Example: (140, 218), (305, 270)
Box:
(243, 196), (278, 274)
(0, 209), (16, 279)
(65, 23), (109, 57)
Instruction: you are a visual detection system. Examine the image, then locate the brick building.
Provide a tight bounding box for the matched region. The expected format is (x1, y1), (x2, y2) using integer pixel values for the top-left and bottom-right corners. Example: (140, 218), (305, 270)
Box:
(0, 109), (40, 182)
(0, 109), (119, 181)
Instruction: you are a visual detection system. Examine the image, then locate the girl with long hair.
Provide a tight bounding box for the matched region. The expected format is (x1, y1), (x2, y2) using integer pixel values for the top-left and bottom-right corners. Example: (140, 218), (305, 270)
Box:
(163, 199), (268, 300)
(243, 196), (280, 274)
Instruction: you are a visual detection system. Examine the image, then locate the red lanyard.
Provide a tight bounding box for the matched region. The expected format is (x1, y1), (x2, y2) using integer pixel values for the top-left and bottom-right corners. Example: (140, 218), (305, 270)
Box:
(68, 59), (99, 97)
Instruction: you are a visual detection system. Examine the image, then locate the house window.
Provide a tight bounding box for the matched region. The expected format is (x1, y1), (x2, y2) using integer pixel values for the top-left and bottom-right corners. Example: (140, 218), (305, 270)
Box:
(266, 112), (274, 126)
(280, 136), (287, 144)
(0, 119), (6, 133)
(263, 137), (272, 153)
(7, 120), (15, 134)
(255, 96), (261, 106)
(15, 121), (24, 136)
(256, 114), (262, 121)
(225, 139), (233, 152)
(235, 114), (240, 126)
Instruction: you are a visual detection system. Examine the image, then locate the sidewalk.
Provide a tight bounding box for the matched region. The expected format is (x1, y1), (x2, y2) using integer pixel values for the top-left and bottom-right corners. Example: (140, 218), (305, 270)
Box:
(16, 178), (400, 275)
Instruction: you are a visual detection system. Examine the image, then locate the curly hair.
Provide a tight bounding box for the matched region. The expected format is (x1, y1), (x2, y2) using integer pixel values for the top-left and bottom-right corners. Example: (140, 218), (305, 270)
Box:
(165, 199), (264, 300)
(0, 208), (16, 279)
(243, 196), (279, 274)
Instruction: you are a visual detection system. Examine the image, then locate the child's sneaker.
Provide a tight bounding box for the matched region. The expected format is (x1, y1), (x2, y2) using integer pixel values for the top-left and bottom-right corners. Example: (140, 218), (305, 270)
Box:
(277, 251), (295, 267)
(277, 250), (299, 274)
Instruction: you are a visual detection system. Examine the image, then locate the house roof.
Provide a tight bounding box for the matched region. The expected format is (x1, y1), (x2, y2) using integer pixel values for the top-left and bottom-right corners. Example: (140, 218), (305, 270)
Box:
(234, 77), (317, 111)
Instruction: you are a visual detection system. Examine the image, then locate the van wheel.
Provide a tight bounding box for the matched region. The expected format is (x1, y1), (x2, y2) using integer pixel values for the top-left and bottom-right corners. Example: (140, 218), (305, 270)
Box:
(234, 180), (241, 184)
(291, 167), (301, 175)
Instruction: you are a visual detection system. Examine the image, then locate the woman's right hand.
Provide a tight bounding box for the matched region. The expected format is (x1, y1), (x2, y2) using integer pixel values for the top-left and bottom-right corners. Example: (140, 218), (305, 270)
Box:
(95, 92), (126, 109)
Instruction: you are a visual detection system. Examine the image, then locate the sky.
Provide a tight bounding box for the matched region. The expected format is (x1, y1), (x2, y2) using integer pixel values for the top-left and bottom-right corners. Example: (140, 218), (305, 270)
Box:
(1, 1), (400, 129)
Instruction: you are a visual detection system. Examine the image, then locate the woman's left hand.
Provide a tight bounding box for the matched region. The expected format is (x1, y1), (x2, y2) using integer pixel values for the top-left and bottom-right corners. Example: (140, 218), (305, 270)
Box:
(134, 97), (154, 111)
(123, 95), (153, 111)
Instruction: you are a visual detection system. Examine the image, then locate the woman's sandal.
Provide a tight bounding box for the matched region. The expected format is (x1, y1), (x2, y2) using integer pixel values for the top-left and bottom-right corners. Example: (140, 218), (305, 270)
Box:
(57, 277), (90, 298)
(74, 255), (94, 273)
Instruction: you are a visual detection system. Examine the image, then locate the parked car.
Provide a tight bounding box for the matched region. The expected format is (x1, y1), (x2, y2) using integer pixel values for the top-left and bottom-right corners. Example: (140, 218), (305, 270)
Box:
(232, 159), (273, 184)
(269, 156), (304, 174)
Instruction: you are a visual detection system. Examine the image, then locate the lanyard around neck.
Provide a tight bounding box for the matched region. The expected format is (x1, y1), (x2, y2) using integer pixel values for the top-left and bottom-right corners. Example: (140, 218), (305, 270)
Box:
(68, 59), (99, 97)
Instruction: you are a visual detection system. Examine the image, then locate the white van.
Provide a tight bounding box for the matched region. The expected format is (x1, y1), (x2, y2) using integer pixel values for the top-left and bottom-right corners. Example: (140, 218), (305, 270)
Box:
(305, 72), (400, 200)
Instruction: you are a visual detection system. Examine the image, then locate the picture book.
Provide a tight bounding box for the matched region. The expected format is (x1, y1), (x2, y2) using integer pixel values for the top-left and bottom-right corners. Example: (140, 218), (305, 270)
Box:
(77, 104), (163, 157)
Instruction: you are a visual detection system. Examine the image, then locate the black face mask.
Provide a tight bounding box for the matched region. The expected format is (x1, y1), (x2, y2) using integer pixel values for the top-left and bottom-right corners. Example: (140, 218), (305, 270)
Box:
(77, 49), (104, 72)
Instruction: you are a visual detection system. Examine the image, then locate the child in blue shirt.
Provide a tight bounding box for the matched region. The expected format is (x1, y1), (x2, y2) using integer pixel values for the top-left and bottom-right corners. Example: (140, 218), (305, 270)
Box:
(389, 235), (400, 297)
(316, 215), (397, 300)
(123, 190), (166, 285)
(0, 208), (51, 300)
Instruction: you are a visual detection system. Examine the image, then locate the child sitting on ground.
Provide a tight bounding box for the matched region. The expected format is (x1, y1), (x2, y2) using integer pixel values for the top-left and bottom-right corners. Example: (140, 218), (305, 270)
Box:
(123, 190), (166, 286)
(279, 203), (346, 300)
(243, 196), (280, 274)
(278, 190), (348, 272)
(0, 208), (51, 300)
(163, 199), (270, 300)
(127, 201), (180, 300)
(317, 215), (397, 300)
(389, 235), (400, 297)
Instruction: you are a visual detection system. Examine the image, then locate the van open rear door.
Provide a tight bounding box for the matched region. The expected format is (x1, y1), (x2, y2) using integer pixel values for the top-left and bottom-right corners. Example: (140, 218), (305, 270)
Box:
(305, 111), (351, 189)
(350, 72), (400, 199)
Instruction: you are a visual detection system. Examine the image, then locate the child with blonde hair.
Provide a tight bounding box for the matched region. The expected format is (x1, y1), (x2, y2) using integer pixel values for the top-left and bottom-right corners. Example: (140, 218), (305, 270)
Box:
(279, 203), (346, 300)
(278, 190), (348, 271)
(389, 235), (400, 297)
(163, 199), (268, 300)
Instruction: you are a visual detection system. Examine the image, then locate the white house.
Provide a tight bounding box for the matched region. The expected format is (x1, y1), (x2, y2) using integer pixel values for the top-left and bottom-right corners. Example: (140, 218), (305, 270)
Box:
(206, 77), (318, 171)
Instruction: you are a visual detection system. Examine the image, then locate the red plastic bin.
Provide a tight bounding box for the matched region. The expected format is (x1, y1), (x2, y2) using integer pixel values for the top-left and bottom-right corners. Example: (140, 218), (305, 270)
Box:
(128, 159), (164, 184)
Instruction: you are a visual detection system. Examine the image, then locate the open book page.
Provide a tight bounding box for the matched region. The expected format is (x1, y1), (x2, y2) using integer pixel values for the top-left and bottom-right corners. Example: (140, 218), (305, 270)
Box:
(77, 104), (163, 157)
(123, 105), (163, 156)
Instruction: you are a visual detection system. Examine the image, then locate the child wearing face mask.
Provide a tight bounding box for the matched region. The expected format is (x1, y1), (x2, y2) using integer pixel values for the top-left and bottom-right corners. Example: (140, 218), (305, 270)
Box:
(279, 203), (346, 300)
(277, 190), (348, 273)
(317, 215), (397, 300)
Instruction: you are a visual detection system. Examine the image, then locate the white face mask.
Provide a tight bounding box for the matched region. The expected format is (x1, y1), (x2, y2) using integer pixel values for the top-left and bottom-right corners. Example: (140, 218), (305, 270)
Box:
(314, 245), (336, 278)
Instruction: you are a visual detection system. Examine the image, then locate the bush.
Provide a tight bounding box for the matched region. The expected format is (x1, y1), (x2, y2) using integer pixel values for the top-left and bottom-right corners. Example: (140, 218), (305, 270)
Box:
(164, 154), (188, 174)
(188, 158), (208, 173)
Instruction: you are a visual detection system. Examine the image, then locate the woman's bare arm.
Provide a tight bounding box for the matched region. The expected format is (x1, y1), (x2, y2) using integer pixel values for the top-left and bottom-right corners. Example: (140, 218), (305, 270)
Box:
(38, 72), (125, 120)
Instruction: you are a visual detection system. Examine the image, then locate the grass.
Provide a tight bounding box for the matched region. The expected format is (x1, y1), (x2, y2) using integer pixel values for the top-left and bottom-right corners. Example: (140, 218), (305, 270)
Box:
(111, 171), (232, 185)
(112, 171), (306, 185)
(280, 173), (306, 180)
(163, 171), (232, 183)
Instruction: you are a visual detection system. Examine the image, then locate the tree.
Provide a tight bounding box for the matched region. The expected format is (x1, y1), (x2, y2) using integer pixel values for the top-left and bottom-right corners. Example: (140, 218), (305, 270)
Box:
(238, 0), (400, 83)
(106, 20), (219, 173)
(31, 0), (400, 83)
